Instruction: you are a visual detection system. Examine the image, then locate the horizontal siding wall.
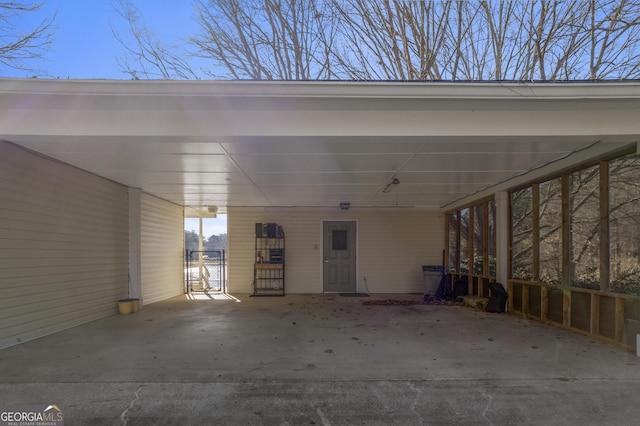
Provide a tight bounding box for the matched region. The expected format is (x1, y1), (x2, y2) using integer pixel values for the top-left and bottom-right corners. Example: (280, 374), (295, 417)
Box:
(228, 207), (443, 294)
(228, 208), (262, 293)
(0, 141), (129, 349)
(140, 192), (184, 304)
(359, 210), (443, 293)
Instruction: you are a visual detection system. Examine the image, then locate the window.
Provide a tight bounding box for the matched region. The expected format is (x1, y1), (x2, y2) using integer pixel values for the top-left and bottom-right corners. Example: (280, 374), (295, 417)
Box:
(539, 179), (562, 285)
(332, 230), (348, 251)
(448, 212), (459, 273)
(488, 200), (497, 277)
(460, 208), (470, 274)
(609, 154), (640, 295)
(569, 165), (600, 289)
(446, 200), (496, 279)
(473, 204), (484, 275)
(511, 187), (533, 280)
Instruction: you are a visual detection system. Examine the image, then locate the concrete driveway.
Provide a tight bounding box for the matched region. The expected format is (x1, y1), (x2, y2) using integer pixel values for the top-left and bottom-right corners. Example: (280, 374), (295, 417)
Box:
(1, 293), (639, 425)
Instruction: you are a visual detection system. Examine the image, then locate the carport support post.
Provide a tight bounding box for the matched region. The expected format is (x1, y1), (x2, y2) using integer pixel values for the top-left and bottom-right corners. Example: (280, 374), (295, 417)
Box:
(495, 191), (509, 301)
(199, 215), (204, 288)
(129, 188), (142, 305)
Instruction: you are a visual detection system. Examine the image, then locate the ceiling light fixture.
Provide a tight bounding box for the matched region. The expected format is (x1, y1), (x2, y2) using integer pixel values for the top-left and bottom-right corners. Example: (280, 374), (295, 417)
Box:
(339, 202), (351, 210)
(382, 177), (400, 193)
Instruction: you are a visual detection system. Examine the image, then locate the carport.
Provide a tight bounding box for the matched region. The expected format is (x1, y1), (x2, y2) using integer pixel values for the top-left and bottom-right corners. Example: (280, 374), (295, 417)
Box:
(2, 79), (640, 423)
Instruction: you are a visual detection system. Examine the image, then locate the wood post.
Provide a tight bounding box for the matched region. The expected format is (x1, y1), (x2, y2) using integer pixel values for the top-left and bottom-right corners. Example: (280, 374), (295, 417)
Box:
(615, 297), (625, 343)
(590, 293), (600, 336)
(541, 286), (548, 321)
(563, 288), (571, 328)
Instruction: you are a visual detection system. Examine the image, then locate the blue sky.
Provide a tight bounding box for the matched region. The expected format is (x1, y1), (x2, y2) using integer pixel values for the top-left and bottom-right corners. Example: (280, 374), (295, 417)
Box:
(0, 0), (197, 79)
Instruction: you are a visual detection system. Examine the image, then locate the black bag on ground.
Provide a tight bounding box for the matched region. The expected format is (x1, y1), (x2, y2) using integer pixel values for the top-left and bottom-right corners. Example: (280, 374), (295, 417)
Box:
(452, 277), (468, 297)
(487, 282), (507, 313)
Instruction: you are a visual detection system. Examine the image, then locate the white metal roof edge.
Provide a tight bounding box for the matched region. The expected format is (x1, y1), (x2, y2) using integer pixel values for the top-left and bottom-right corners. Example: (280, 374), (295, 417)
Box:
(2, 78), (640, 100)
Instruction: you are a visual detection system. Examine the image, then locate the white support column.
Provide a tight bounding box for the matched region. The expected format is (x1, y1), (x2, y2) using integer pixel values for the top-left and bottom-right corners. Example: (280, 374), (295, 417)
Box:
(198, 214), (205, 288)
(128, 188), (142, 303)
(495, 191), (510, 287)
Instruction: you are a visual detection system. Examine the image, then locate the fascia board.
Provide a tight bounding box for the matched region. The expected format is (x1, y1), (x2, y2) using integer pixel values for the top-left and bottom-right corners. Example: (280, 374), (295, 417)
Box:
(3, 78), (640, 101)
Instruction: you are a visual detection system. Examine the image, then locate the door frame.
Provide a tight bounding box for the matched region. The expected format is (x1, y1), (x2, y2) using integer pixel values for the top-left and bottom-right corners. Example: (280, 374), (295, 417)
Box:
(321, 219), (358, 293)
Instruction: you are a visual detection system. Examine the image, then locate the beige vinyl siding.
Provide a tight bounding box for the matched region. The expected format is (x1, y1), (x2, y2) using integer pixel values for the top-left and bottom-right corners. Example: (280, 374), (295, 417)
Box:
(358, 210), (443, 293)
(140, 192), (184, 304)
(0, 142), (129, 349)
(227, 207), (260, 294)
(228, 207), (443, 294)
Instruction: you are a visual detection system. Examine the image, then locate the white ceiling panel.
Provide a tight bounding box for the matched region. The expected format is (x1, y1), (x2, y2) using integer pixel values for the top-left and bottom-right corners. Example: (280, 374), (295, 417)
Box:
(368, 194), (457, 207)
(263, 193), (374, 206)
(402, 152), (573, 172)
(182, 192), (270, 206)
(222, 136), (425, 154)
(99, 172), (252, 188)
(397, 171), (510, 185)
(234, 154), (412, 174)
(389, 182), (497, 195)
(34, 153), (238, 174)
(8, 135), (227, 154)
(417, 137), (598, 154)
(251, 172), (393, 186)
(2, 79), (639, 212)
(143, 184), (264, 195)
(259, 184), (380, 196)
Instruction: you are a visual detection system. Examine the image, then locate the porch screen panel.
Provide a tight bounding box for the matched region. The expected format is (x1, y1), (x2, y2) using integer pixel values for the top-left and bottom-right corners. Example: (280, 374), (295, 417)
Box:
(609, 153), (640, 296)
(569, 165), (600, 290)
(448, 213), (459, 273)
(459, 208), (470, 274)
(539, 178), (562, 285)
(488, 200), (497, 277)
(473, 204), (484, 275)
(511, 187), (533, 280)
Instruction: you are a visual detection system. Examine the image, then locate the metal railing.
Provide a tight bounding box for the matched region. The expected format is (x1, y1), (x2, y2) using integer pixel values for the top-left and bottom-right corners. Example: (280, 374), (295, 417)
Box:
(186, 250), (226, 293)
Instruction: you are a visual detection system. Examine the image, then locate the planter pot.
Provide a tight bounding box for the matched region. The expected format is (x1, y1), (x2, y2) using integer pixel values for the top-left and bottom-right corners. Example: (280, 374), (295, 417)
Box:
(131, 298), (140, 313)
(118, 299), (134, 315)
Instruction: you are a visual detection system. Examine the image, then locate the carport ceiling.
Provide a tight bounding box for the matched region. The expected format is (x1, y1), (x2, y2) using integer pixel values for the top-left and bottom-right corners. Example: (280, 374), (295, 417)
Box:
(1, 79), (640, 212)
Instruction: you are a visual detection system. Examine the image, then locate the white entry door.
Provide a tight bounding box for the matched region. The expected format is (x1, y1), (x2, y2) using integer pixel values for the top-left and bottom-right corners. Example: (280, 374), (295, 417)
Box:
(323, 221), (356, 293)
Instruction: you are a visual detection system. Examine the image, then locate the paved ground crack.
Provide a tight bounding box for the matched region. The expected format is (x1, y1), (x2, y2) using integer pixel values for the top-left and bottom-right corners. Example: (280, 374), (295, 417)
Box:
(247, 358), (279, 373)
(120, 384), (147, 425)
(479, 388), (495, 425)
(407, 382), (424, 425)
(309, 401), (332, 426)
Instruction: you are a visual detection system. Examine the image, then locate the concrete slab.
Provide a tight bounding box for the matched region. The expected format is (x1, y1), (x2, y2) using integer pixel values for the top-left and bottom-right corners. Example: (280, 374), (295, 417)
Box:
(1, 293), (639, 425)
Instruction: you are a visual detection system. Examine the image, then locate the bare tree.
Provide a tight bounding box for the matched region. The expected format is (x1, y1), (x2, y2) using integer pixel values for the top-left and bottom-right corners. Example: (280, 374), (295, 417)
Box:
(584, 0), (640, 79)
(330, 0), (454, 79)
(112, 0), (640, 81)
(337, 0), (640, 80)
(112, 0), (199, 79)
(190, 0), (338, 79)
(0, 2), (56, 74)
